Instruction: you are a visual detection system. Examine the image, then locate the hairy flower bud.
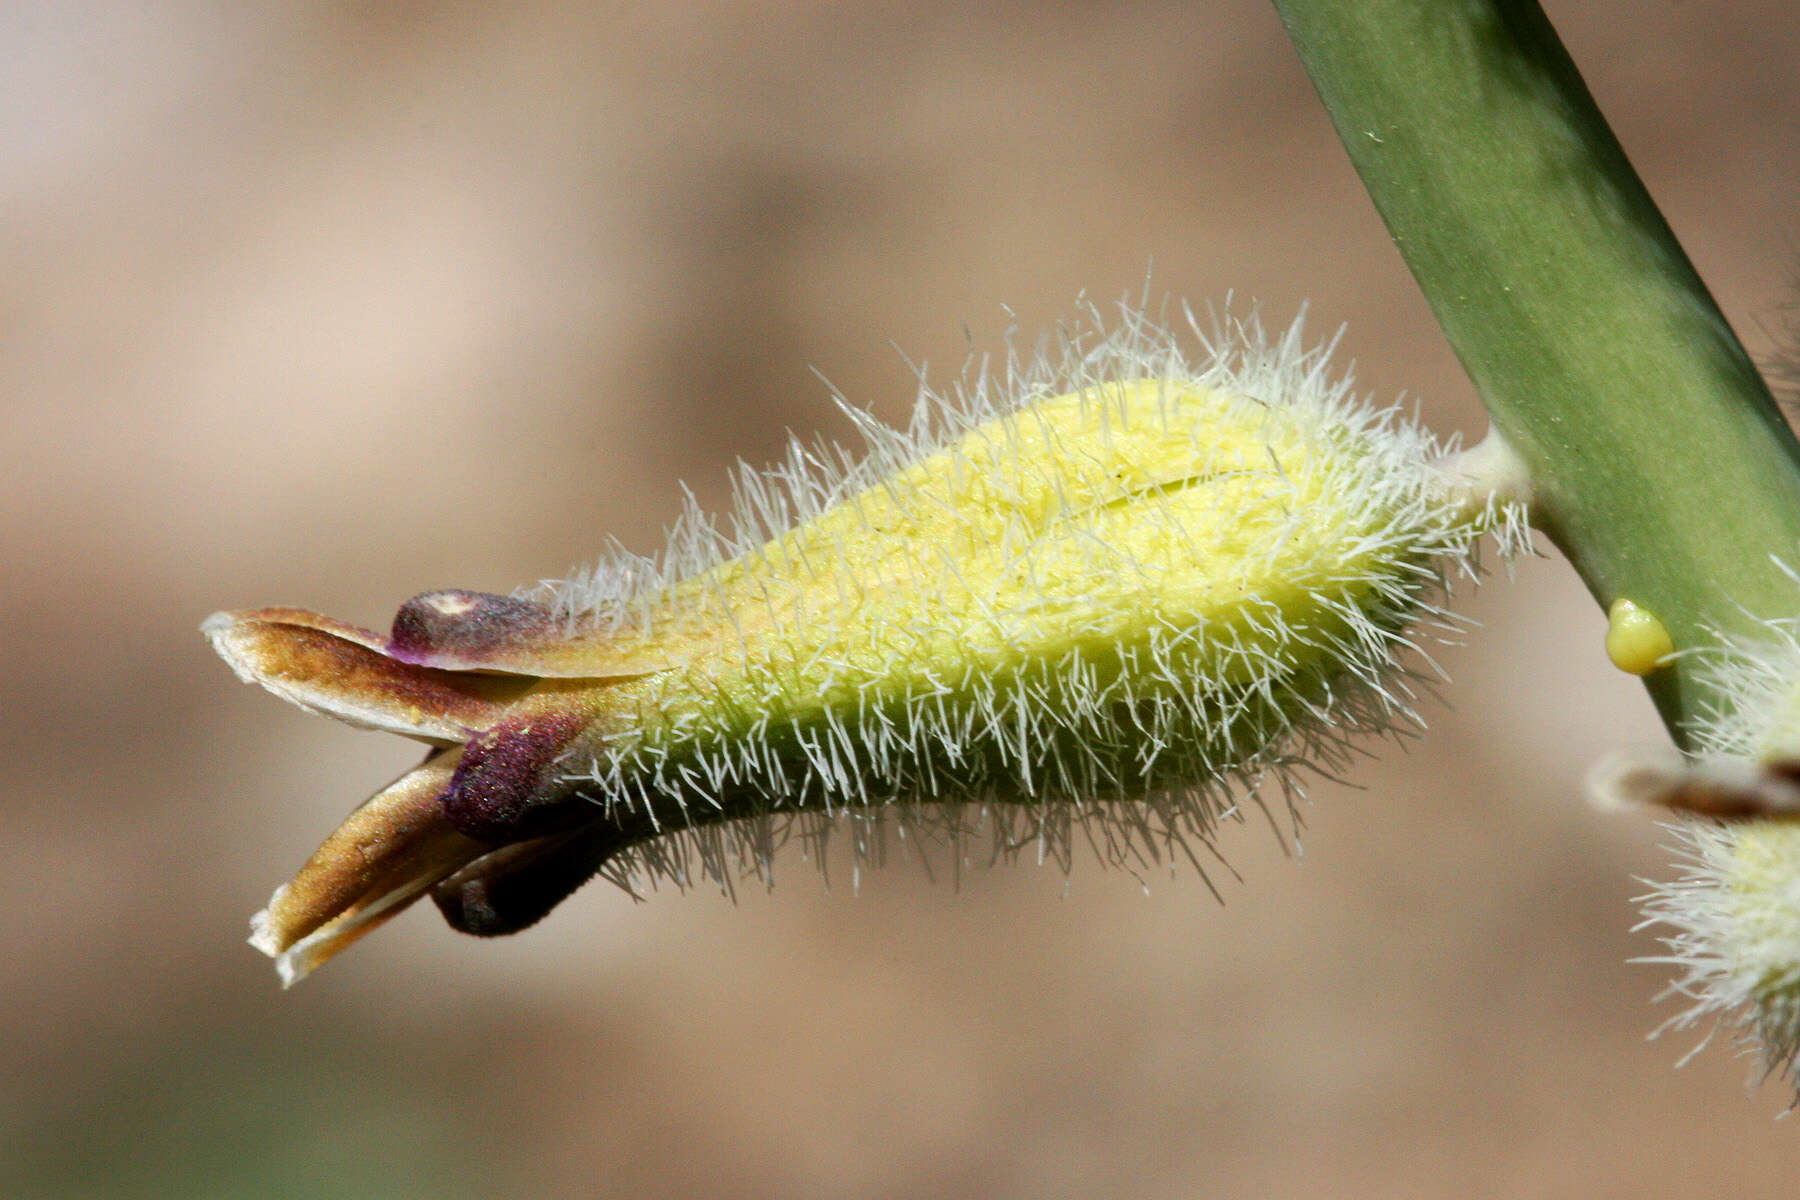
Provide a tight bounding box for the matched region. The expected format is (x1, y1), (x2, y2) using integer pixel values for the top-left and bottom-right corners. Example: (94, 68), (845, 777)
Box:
(208, 301), (1518, 983)
(1638, 820), (1800, 1090)
(1616, 599), (1800, 1090)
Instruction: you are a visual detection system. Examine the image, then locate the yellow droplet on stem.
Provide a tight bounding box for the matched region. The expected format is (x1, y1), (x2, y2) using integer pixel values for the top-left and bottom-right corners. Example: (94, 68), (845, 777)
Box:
(1606, 597), (1674, 675)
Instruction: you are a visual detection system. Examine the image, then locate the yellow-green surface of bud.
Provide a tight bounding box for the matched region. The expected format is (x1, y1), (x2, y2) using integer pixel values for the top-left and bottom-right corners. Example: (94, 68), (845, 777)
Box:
(550, 311), (1513, 888)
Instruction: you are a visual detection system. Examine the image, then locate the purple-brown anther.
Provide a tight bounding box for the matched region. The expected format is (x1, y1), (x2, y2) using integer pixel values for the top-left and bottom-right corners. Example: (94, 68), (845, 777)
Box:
(442, 709), (595, 844)
(432, 822), (630, 937)
(389, 590), (558, 671)
(205, 595), (655, 985)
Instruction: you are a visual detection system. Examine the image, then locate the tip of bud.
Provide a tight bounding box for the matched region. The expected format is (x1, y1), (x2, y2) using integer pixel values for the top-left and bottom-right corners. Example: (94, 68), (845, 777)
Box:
(244, 751), (493, 985)
(246, 889), (285, 958)
(248, 891), (311, 989)
(201, 608), (542, 743)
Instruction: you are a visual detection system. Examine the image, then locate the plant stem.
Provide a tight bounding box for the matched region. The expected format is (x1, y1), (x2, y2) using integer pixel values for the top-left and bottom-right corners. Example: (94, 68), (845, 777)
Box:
(1271, 0), (1800, 746)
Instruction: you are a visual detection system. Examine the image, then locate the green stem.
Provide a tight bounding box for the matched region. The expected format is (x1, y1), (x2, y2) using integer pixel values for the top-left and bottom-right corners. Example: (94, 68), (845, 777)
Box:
(1271, 0), (1800, 747)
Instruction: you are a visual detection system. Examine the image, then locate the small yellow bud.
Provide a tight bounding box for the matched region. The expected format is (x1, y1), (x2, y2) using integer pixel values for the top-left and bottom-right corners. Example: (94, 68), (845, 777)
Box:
(1605, 597), (1673, 676)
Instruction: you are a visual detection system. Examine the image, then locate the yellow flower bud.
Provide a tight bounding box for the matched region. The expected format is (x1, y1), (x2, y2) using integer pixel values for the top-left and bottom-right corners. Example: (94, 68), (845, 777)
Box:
(209, 301), (1519, 982)
(1605, 598), (1674, 676)
(1626, 599), (1800, 1088)
(1640, 820), (1800, 1089)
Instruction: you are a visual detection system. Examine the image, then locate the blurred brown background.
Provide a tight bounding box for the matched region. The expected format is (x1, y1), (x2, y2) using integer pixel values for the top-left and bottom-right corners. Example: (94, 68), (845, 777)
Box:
(6, 2), (1798, 1196)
